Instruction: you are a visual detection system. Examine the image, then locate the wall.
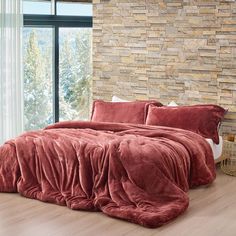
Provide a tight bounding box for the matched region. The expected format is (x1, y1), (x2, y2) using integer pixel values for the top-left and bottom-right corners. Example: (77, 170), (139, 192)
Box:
(93, 0), (236, 135)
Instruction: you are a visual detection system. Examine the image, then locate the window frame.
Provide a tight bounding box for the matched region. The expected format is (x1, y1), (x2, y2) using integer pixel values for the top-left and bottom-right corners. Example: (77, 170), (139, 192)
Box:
(23, 1), (93, 123)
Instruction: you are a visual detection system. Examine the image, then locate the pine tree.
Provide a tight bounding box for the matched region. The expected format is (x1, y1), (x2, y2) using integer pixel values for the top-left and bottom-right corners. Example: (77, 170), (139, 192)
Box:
(23, 28), (92, 127)
(24, 30), (52, 130)
(59, 35), (78, 120)
(74, 29), (92, 120)
(59, 29), (92, 120)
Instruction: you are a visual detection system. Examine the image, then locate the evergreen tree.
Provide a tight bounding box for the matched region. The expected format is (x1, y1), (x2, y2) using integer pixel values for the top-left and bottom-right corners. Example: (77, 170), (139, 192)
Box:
(23, 28), (92, 128)
(59, 36), (78, 120)
(74, 29), (92, 120)
(59, 29), (92, 120)
(24, 30), (52, 130)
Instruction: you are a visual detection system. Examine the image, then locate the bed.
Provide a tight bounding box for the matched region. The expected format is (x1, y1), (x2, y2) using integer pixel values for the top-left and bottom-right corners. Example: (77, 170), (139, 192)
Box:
(0, 100), (226, 228)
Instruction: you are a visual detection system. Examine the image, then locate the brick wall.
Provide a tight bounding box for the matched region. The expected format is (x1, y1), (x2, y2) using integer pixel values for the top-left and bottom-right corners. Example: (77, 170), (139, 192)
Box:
(93, 0), (236, 135)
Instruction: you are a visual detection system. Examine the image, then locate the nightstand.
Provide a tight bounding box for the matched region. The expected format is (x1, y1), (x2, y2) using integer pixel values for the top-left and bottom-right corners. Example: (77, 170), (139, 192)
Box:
(221, 140), (236, 176)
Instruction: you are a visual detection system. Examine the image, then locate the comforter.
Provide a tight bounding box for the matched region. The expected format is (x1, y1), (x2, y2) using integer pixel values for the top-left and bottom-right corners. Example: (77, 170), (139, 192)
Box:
(0, 121), (215, 228)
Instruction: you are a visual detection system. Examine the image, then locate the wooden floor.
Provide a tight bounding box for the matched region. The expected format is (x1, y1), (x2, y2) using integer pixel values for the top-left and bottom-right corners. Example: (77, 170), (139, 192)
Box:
(1, 167), (236, 236)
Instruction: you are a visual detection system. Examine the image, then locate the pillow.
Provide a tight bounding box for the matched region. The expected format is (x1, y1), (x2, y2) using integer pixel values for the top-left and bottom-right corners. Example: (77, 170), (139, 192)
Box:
(91, 100), (163, 124)
(168, 101), (178, 106)
(146, 104), (227, 144)
(112, 96), (129, 102)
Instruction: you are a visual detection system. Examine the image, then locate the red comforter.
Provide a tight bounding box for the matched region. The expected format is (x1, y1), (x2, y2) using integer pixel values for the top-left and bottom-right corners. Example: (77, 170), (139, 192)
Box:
(0, 121), (215, 228)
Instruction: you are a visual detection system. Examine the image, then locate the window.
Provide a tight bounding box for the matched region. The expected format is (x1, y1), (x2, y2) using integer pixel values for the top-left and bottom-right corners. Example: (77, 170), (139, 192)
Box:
(57, 1), (92, 16)
(23, 27), (53, 130)
(23, 0), (92, 130)
(23, 0), (52, 15)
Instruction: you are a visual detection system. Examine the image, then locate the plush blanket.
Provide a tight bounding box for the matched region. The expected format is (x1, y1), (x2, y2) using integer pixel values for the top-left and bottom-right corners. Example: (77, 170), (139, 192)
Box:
(0, 121), (215, 228)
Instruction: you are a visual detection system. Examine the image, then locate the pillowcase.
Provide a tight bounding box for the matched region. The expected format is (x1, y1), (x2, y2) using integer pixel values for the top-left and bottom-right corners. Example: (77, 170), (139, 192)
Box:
(112, 96), (129, 102)
(91, 100), (163, 124)
(168, 101), (178, 106)
(146, 104), (227, 144)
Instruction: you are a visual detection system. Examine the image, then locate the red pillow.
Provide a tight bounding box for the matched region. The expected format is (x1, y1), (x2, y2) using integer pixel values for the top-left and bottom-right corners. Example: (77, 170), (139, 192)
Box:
(146, 104), (227, 144)
(91, 100), (162, 124)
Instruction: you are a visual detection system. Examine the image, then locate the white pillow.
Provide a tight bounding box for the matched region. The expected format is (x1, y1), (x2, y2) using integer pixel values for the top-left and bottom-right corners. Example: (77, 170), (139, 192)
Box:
(168, 101), (178, 106)
(112, 96), (129, 102)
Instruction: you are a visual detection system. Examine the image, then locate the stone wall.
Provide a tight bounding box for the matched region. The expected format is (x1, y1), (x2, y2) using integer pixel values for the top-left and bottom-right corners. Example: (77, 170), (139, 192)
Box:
(93, 0), (236, 135)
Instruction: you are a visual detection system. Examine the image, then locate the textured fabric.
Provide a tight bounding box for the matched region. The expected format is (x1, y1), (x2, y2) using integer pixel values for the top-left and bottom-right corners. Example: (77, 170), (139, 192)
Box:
(0, 0), (23, 144)
(0, 121), (215, 228)
(146, 104), (227, 144)
(91, 100), (162, 124)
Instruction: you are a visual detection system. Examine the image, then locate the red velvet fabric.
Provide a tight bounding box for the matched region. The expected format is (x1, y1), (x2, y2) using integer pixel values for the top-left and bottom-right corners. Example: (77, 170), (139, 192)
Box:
(146, 104), (227, 144)
(91, 100), (162, 124)
(0, 121), (215, 228)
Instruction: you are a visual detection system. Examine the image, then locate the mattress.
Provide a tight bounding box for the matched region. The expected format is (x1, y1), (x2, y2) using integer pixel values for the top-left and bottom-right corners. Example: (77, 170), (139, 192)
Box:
(205, 136), (223, 160)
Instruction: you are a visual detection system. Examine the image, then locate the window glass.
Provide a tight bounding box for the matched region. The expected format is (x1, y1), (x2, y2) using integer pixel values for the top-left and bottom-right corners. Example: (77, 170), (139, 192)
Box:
(57, 2), (92, 16)
(23, 0), (52, 15)
(59, 28), (92, 121)
(23, 1), (92, 129)
(23, 27), (53, 130)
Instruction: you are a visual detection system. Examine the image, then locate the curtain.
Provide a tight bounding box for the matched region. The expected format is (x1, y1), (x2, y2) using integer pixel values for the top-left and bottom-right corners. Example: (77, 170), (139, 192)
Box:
(0, 0), (23, 144)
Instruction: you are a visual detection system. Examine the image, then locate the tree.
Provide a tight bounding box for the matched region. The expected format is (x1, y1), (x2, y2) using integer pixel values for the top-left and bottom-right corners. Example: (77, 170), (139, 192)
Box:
(59, 28), (92, 120)
(24, 30), (52, 130)
(59, 36), (78, 120)
(23, 28), (92, 129)
(74, 29), (92, 120)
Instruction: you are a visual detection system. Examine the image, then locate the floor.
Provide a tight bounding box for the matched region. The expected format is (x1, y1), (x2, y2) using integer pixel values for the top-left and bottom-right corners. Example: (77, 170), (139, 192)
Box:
(0, 167), (236, 236)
